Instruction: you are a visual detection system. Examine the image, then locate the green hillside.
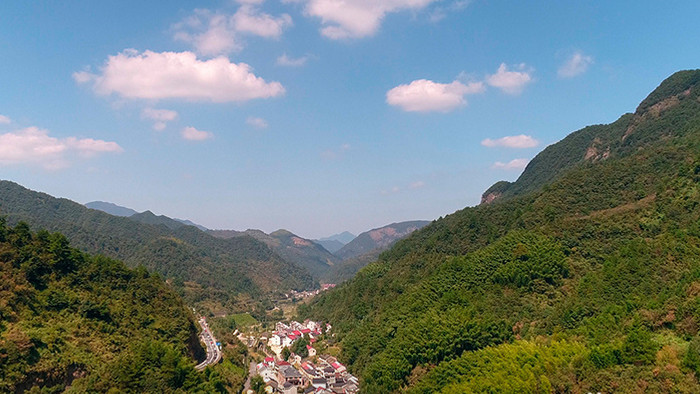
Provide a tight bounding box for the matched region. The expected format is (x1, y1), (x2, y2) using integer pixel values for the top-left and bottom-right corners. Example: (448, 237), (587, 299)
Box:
(299, 70), (700, 393)
(209, 228), (337, 280)
(0, 220), (216, 392)
(0, 182), (314, 314)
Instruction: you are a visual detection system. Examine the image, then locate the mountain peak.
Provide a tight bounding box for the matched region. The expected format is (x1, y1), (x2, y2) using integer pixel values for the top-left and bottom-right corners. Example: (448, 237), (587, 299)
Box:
(636, 69), (700, 114)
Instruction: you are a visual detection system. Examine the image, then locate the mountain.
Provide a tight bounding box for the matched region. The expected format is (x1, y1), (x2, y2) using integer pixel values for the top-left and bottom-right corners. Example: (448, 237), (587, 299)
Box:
(299, 70), (700, 392)
(85, 200), (138, 217)
(314, 239), (345, 254)
(86, 201), (209, 231)
(0, 220), (217, 392)
(318, 231), (356, 244)
(0, 181), (314, 314)
(209, 228), (339, 280)
(333, 220), (431, 261)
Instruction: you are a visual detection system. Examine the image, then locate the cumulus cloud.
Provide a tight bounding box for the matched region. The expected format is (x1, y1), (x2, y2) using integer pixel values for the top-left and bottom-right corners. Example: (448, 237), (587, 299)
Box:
(492, 158), (529, 170)
(174, 7), (291, 56)
(409, 181), (426, 189)
(142, 108), (178, 131)
(481, 134), (539, 149)
(0, 115), (10, 124)
(181, 126), (213, 141)
(74, 49), (285, 102)
(246, 116), (268, 129)
(276, 53), (309, 67)
(296, 0), (439, 39)
(558, 51), (594, 78)
(386, 79), (485, 112)
(0, 127), (122, 169)
(486, 63), (533, 95)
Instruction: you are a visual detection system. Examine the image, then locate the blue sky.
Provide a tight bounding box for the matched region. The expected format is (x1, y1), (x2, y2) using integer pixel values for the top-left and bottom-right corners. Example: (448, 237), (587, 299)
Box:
(1, 1), (699, 238)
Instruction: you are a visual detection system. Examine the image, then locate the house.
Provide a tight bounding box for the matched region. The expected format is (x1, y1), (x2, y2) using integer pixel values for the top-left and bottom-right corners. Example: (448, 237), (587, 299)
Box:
(300, 362), (317, 379)
(281, 381), (296, 394)
(331, 362), (346, 374)
(278, 365), (304, 387)
(311, 377), (328, 389)
(289, 352), (302, 365)
(269, 333), (283, 347)
(307, 345), (317, 357)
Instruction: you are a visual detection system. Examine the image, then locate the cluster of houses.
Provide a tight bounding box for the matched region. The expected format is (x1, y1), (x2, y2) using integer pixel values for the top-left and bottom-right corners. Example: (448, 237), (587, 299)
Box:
(286, 283), (336, 300)
(256, 354), (359, 394)
(268, 320), (331, 356)
(251, 319), (358, 393)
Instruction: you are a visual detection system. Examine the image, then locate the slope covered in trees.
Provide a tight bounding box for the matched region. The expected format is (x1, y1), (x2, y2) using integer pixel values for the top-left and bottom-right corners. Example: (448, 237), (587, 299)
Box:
(300, 70), (700, 392)
(0, 220), (218, 392)
(0, 182), (314, 313)
(209, 228), (337, 280)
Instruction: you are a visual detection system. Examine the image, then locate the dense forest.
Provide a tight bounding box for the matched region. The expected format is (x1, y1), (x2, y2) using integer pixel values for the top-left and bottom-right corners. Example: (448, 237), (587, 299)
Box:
(0, 182), (314, 314)
(299, 70), (700, 392)
(0, 219), (253, 392)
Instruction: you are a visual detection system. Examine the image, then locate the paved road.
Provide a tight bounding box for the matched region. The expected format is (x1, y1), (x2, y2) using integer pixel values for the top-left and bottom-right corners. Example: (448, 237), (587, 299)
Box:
(242, 360), (257, 392)
(195, 317), (222, 371)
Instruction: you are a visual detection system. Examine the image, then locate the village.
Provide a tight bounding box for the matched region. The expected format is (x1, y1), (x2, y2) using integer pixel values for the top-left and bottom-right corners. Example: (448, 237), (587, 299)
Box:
(238, 319), (359, 394)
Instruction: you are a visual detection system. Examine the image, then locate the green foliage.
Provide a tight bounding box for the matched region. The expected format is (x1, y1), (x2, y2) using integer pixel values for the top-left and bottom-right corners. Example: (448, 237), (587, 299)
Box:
(0, 221), (243, 392)
(299, 70), (700, 392)
(292, 335), (309, 358)
(281, 346), (291, 360)
(683, 335), (700, 374)
(0, 181), (315, 314)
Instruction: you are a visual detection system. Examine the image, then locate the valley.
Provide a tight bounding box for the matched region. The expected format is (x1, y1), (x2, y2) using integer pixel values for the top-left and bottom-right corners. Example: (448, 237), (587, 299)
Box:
(2, 3), (700, 391)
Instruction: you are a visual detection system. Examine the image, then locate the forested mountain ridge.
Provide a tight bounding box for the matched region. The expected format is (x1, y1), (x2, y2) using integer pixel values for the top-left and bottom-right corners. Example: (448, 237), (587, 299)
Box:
(333, 220), (431, 261)
(482, 69), (700, 204)
(300, 69), (700, 392)
(209, 228), (338, 280)
(0, 220), (218, 392)
(0, 181), (314, 313)
(322, 220), (431, 283)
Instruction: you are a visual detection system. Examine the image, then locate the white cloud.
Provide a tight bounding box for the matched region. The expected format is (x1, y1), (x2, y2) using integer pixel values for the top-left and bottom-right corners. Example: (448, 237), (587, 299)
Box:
(142, 108), (178, 131)
(297, 0), (439, 39)
(74, 50), (285, 103)
(481, 134), (539, 149)
(409, 181), (425, 189)
(558, 51), (593, 78)
(0, 115), (11, 124)
(386, 79), (485, 112)
(276, 53), (309, 67)
(0, 127), (122, 169)
(233, 5), (292, 38)
(492, 158), (529, 170)
(174, 11), (242, 56)
(486, 63), (533, 95)
(182, 126), (213, 141)
(246, 116), (268, 129)
(173, 6), (292, 56)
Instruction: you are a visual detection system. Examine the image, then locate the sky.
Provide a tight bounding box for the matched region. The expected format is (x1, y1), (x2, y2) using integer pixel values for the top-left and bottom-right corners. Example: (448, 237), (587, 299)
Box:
(1, 1), (700, 239)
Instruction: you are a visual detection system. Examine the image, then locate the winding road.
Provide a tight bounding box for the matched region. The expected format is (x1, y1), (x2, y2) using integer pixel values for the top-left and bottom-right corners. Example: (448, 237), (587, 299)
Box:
(195, 317), (222, 371)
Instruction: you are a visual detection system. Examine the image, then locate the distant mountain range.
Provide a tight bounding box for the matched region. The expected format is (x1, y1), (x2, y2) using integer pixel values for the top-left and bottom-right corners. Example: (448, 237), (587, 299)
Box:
(0, 181), (313, 313)
(85, 200), (209, 231)
(313, 231), (356, 254)
(209, 228), (340, 280)
(322, 220), (431, 282)
(85, 201), (427, 284)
